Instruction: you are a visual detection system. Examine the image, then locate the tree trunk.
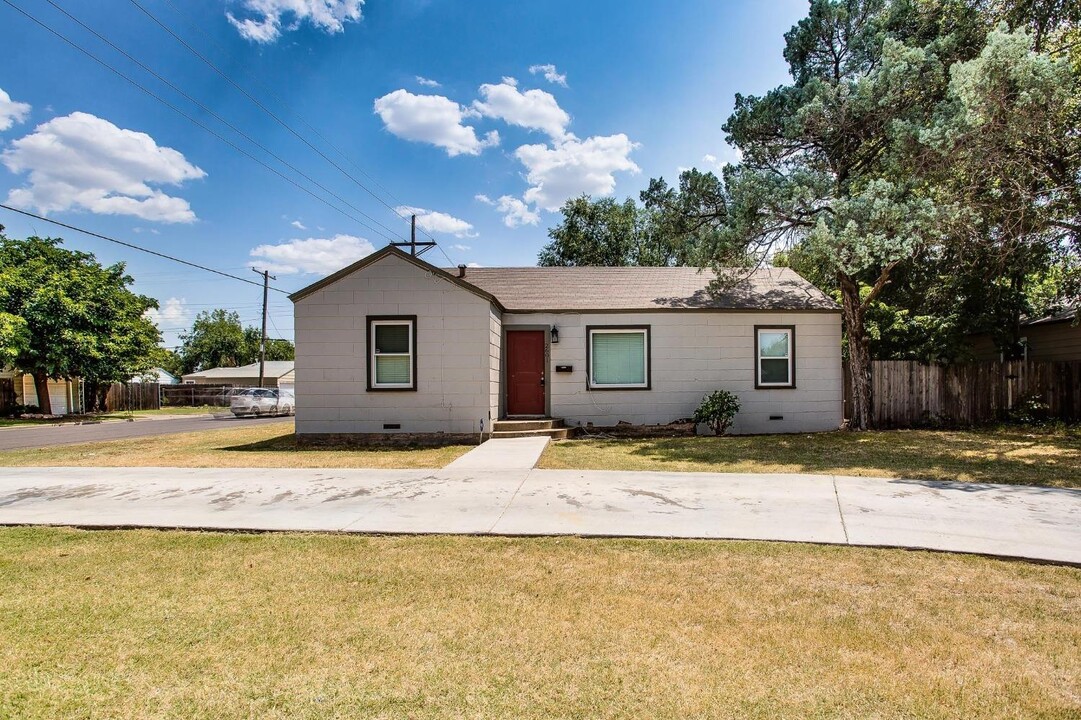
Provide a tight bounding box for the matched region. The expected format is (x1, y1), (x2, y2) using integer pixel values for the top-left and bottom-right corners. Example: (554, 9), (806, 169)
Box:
(32, 371), (52, 415)
(841, 282), (873, 430)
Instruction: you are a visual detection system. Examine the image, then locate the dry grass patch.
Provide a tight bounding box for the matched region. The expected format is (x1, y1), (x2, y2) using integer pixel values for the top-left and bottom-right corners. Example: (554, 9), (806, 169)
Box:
(0, 421), (469, 469)
(0, 528), (1078, 719)
(541, 427), (1081, 488)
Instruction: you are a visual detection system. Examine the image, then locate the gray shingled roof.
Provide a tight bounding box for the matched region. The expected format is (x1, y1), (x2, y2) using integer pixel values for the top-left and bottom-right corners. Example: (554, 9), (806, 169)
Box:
(448, 266), (839, 312)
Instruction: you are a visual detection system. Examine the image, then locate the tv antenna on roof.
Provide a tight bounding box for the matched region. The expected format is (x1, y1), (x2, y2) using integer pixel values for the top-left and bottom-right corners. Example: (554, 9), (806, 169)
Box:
(391, 214), (437, 257)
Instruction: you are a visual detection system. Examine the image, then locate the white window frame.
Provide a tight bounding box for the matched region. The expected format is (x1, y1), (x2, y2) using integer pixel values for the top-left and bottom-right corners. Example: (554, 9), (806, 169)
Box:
(587, 327), (650, 390)
(755, 326), (794, 388)
(370, 319), (414, 390)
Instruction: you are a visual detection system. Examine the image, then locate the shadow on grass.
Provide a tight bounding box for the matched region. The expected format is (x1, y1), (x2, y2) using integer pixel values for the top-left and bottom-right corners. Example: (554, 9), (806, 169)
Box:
(606, 428), (1081, 488)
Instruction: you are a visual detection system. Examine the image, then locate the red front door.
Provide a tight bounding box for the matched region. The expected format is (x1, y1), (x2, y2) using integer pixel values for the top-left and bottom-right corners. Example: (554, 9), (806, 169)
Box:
(506, 330), (546, 416)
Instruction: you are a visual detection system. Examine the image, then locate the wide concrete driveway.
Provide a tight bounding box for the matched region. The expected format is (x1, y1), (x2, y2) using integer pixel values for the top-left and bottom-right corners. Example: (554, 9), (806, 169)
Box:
(1, 467), (1078, 565)
(0, 415), (289, 451)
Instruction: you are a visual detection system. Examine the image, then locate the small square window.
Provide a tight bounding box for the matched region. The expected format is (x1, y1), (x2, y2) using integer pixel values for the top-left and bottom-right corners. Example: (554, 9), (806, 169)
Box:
(368, 317), (416, 390)
(756, 326), (794, 388)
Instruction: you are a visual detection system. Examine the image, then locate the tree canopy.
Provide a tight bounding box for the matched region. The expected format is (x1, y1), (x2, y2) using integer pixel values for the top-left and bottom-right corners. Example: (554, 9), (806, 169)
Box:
(541, 0), (1080, 429)
(176, 308), (294, 375)
(0, 230), (161, 414)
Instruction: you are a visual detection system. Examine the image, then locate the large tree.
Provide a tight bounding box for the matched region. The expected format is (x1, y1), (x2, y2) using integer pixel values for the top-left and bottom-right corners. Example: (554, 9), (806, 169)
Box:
(177, 309), (294, 374)
(650, 0), (1077, 429)
(0, 231), (161, 414)
(539, 195), (702, 266)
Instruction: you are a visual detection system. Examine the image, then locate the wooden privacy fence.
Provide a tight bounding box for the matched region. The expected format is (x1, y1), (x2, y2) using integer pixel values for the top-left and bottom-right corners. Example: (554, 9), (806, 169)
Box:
(104, 382), (162, 412)
(862, 360), (1081, 428)
(160, 383), (235, 407)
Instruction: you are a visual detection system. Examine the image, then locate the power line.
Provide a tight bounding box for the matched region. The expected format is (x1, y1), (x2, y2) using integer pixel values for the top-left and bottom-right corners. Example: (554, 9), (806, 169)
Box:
(41, 0), (403, 244)
(158, 0), (408, 209)
(128, 0), (419, 238)
(135, 0), (457, 264)
(0, 203), (291, 295)
(1, 0), (398, 243)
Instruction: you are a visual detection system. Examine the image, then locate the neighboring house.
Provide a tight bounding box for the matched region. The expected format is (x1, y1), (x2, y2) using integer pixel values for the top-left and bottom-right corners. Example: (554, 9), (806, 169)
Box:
(130, 367), (179, 384)
(277, 368), (295, 395)
(289, 246), (843, 440)
(0, 368), (84, 414)
(968, 307), (1081, 362)
(181, 361), (295, 388)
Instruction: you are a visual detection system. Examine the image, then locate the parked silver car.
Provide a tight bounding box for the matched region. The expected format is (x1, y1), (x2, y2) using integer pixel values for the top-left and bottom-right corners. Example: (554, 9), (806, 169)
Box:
(230, 388), (294, 417)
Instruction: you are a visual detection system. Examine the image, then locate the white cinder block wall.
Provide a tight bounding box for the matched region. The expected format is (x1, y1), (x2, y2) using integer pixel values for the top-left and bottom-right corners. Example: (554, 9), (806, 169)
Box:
(502, 311), (842, 434)
(294, 254), (496, 435)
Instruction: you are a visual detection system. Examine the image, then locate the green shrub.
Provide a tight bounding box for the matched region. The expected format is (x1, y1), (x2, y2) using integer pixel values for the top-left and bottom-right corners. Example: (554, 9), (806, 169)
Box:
(693, 390), (741, 436)
(1007, 394), (1052, 426)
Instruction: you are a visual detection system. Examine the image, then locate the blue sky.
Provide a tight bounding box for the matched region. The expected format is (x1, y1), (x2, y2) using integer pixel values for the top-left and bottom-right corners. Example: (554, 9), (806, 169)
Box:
(0, 0), (807, 346)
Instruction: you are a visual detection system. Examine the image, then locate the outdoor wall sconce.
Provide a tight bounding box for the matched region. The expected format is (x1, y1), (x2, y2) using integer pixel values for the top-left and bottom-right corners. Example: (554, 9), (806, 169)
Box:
(550, 326), (560, 343)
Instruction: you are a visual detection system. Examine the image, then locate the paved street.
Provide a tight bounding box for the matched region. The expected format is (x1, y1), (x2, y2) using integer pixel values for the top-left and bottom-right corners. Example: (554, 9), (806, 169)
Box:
(1, 467), (1077, 564)
(0, 415), (290, 451)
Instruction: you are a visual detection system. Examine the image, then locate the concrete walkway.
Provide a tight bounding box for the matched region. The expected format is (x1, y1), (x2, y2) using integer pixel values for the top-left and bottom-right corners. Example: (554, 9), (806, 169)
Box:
(443, 437), (549, 470)
(1, 467), (1078, 564)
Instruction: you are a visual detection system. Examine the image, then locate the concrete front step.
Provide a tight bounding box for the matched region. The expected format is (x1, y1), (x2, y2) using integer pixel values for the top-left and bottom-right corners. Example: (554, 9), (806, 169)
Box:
(490, 427), (575, 440)
(492, 418), (565, 432)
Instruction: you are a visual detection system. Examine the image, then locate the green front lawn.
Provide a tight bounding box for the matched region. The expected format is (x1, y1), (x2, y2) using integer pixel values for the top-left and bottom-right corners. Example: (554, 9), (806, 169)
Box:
(1, 528), (1077, 719)
(541, 427), (1081, 488)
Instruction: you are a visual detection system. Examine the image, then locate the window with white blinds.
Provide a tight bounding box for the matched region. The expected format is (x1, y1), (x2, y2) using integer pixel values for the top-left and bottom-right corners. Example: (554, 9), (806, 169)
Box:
(588, 327), (649, 389)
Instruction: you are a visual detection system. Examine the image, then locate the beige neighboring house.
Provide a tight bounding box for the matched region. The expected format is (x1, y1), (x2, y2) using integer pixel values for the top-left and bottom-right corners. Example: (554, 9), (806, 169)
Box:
(182, 361), (295, 388)
(0, 369), (84, 415)
(289, 246), (843, 440)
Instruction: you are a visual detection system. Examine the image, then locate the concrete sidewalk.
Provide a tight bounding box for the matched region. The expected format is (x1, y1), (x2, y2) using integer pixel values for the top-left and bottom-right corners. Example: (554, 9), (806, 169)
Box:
(0, 467), (1077, 564)
(444, 437), (549, 470)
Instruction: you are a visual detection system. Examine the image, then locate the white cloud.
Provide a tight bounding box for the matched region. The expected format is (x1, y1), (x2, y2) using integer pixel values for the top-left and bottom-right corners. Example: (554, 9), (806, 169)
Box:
(450, 243), (471, 251)
(466, 262), (482, 268)
(373, 89), (499, 157)
(145, 297), (189, 329)
(476, 193), (540, 228)
(473, 78), (569, 139)
(700, 147), (741, 172)
(132, 226), (161, 235)
(0, 87), (30, 131)
(227, 0), (363, 43)
(528, 64), (567, 87)
(415, 76), (441, 88)
(395, 205), (475, 237)
(2, 111), (205, 223)
(514, 134), (640, 211)
(249, 234), (375, 275)
(290, 219), (307, 230)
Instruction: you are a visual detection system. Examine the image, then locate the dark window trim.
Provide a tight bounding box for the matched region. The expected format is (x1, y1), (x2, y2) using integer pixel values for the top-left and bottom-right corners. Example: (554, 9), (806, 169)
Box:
(754, 324), (796, 389)
(585, 324), (652, 391)
(366, 315), (418, 391)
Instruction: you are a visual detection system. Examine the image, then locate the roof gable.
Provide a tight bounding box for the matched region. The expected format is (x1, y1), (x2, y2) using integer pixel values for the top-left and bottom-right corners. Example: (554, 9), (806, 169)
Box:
(288, 246), (503, 308)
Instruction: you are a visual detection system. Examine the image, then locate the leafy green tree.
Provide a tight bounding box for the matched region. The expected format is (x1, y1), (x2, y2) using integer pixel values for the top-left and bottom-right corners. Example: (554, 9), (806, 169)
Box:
(675, 2), (1075, 429)
(177, 309), (249, 374)
(178, 309), (294, 374)
(0, 311), (29, 369)
(539, 195), (701, 266)
(0, 231), (160, 414)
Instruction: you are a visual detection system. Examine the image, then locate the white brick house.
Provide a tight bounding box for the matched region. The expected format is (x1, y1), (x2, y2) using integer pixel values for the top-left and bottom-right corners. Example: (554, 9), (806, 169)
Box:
(290, 246), (843, 441)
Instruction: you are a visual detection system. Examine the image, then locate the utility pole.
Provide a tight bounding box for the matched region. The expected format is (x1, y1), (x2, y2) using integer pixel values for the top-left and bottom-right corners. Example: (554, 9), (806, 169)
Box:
(391, 213), (436, 257)
(253, 268), (276, 388)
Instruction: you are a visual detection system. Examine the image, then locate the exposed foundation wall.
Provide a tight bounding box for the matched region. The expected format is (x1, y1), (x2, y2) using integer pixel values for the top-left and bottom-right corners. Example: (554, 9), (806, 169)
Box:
(502, 311), (843, 434)
(293, 254), (495, 436)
